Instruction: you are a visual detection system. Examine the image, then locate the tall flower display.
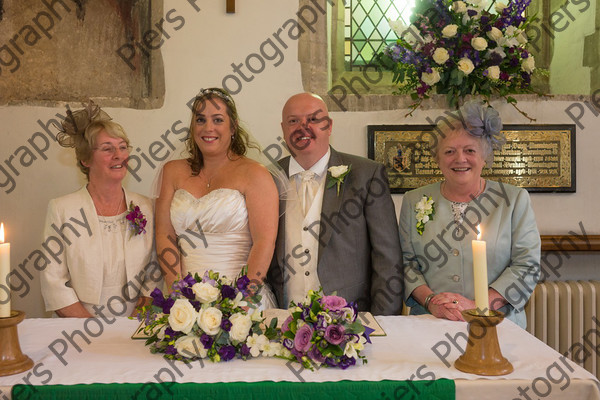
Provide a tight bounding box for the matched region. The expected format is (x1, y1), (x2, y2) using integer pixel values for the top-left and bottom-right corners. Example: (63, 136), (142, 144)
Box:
(377, 0), (544, 119)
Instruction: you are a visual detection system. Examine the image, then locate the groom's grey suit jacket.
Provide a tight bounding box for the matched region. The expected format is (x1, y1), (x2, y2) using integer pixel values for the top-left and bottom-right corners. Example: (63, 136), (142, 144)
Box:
(268, 147), (403, 315)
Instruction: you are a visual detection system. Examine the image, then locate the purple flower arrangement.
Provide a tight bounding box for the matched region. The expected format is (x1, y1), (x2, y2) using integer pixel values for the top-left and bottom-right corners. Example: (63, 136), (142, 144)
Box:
(377, 0), (543, 119)
(126, 201), (147, 236)
(279, 289), (372, 370)
(137, 269), (281, 363)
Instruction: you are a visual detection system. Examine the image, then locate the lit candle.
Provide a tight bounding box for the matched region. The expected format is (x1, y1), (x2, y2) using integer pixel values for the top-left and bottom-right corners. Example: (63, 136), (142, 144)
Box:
(472, 225), (489, 316)
(0, 223), (10, 318)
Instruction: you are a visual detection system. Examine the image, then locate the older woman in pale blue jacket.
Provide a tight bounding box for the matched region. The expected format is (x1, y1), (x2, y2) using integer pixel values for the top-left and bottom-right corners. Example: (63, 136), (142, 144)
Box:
(399, 102), (540, 328)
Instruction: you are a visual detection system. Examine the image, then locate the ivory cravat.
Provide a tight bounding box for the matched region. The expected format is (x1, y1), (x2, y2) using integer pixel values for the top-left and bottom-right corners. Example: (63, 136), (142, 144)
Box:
(299, 170), (318, 216)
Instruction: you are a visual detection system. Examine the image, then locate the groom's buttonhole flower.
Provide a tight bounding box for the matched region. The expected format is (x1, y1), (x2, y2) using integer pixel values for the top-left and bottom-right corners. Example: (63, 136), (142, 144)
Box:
(327, 164), (351, 196)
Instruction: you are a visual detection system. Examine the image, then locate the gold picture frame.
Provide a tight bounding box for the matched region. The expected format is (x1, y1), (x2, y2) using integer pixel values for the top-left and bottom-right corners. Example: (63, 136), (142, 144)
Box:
(367, 125), (576, 193)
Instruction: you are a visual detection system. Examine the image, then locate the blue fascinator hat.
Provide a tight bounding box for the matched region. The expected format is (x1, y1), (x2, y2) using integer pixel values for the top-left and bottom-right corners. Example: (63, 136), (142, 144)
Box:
(460, 101), (506, 150)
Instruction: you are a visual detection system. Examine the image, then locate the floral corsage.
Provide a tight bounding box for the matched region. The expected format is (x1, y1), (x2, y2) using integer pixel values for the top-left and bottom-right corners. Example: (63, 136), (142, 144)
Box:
(415, 195), (435, 235)
(126, 201), (147, 236)
(279, 288), (372, 370)
(327, 165), (351, 196)
(137, 270), (283, 362)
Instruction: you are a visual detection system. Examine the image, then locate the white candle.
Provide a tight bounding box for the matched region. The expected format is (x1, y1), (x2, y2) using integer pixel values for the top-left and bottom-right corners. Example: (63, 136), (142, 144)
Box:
(472, 225), (489, 316)
(0, 223), (10, 317)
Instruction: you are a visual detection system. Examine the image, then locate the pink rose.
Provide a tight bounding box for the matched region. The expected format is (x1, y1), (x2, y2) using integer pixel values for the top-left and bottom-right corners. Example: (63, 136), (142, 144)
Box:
(320, 295), (347, 311)
(294, 324), (314, 352)
(281, 316), (293, 333)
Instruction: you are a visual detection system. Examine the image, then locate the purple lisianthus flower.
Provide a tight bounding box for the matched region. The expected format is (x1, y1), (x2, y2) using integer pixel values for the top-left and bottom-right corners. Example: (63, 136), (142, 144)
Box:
(325, 357), (338, 367)
(181, 286), (195, 300)
(480, 15), (489, 25)
(320, 295), (347, 312)
(283, 338), (294, 350)
(218, 345), (236, 361)
(200, 333), (214, 349)
(316, 315), (328, 330)
(294, 324), (314, 352)
(281, 316), (293, 333)
(339, 355), (356, 370)
(221, 318), (232, 332)
(521, 50), (529, 58)
(509, 57), (519, 67)
(489, 52), (503, 66)
(308, 346), (326, 363)
(165, 327), (177, 338)
(190, 300), (201, 311)
(240, 343), (251, 357)
(467, 9), (477, 17)
(182, 273), (196, 287)
(324, 324), (346, 345)
(221, 285), (236, 300)
(500, 71), (510, 81)
(236, 275), (250, 292)
(165, 345), (177, 355)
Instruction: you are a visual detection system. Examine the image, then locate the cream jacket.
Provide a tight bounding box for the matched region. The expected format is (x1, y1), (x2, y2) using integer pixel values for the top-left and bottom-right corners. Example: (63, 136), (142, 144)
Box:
(40, 186), (160, 311)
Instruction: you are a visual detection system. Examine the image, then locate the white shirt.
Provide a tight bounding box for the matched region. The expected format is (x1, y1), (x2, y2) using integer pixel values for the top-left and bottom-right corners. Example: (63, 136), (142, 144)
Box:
(283, 149), (330, 306)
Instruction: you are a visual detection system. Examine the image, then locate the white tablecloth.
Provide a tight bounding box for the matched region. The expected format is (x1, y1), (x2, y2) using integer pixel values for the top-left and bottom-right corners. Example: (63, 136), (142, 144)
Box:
(0, 315), (598, 399)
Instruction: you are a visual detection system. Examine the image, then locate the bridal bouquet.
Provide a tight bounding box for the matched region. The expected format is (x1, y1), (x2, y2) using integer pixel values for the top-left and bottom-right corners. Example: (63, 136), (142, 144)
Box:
(279, 289), (372, 370)
(137, 270), (282, 362)
(377, 0), (543, 118)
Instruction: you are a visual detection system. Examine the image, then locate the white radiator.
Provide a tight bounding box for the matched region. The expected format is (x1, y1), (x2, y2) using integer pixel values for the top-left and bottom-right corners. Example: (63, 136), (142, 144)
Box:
(525, 280), (600, 379)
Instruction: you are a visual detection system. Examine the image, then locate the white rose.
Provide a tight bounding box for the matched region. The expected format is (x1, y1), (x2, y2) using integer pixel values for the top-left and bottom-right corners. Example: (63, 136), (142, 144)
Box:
(453, 1), (467, 13)
(168, 299), (198, 334)
(486, 65), (500, 80)
(191, 282), (220, 304)
(487, 27), (503, 42)
(495, 2), (507, 13)
(421, 214), (430, 224)
(197, 307), (223, 335)
(457, 57), (475, 75)
(229, 312), (253, 342)
(328, 165), (348, 178)
(442, 24), (458, 38)
(522, 56), (535, 73)
(421, 69), (441, 86)
(175, 335), (207, 358)
(432, 48), (450, 64)
(471, 37), (488, 51)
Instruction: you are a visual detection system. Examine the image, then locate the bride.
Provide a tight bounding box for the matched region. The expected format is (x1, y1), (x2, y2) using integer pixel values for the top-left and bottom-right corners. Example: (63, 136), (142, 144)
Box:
(155, 88), (279, 309)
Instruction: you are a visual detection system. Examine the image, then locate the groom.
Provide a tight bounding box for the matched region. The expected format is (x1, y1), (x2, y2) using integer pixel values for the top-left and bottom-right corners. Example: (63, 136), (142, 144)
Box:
(267, 92), (402, 315)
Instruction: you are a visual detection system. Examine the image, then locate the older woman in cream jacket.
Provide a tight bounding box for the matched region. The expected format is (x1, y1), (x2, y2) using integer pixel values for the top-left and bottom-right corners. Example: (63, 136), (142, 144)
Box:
(40, 103), (161, 318)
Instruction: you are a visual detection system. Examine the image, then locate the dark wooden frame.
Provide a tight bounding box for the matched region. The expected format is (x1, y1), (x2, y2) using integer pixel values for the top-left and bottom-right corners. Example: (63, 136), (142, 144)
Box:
(367, 124), (576, 193)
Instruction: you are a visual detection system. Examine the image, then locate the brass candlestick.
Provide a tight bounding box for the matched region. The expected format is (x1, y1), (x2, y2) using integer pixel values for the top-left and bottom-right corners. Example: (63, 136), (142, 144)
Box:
(0, 310), (33, 376)
(454, 309), (513, 376)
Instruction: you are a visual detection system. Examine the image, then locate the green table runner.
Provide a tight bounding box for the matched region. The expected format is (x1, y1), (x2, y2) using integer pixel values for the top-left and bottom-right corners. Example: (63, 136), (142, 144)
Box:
(13, 379), (455, 400)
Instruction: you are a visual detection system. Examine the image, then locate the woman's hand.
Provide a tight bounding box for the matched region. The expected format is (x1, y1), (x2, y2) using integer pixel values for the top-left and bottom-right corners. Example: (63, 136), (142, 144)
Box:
(429, 292), (475, 321)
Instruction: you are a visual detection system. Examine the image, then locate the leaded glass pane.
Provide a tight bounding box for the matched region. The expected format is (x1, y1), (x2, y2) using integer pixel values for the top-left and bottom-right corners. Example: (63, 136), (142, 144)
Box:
(345, 0), (416, 71)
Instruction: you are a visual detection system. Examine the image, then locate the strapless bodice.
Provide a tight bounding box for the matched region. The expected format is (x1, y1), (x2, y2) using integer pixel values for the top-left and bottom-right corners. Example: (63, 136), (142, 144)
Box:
(170, 188), (251, 279)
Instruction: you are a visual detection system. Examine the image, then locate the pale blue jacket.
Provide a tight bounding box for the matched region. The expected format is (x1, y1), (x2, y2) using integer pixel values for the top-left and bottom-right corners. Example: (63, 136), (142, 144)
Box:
(399, 180), (541, 328)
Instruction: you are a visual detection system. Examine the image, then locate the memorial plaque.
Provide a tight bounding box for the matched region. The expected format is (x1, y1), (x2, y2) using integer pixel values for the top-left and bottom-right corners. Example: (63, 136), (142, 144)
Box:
(367, 125), (575, 193)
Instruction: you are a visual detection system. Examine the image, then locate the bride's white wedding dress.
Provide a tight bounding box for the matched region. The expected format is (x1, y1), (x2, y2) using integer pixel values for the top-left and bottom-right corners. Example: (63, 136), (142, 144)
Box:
(170, 188), (276, 309)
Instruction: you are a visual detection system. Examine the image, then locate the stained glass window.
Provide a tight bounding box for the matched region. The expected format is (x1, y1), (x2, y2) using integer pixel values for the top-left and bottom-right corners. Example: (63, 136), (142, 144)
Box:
(345, 0), (416, 70)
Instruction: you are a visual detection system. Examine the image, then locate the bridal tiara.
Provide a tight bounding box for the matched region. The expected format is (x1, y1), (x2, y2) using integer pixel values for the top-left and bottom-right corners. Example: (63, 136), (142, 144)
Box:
(196, 88), (234, 104)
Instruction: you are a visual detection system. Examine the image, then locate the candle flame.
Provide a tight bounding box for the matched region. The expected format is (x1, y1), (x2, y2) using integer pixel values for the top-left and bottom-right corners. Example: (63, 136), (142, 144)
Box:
(0, 223), (4, 243)
(477, 225), (482, 240)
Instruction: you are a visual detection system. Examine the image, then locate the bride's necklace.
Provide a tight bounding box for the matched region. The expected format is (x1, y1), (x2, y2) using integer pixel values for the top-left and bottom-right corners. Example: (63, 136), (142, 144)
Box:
(201, 169), (218, 188)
